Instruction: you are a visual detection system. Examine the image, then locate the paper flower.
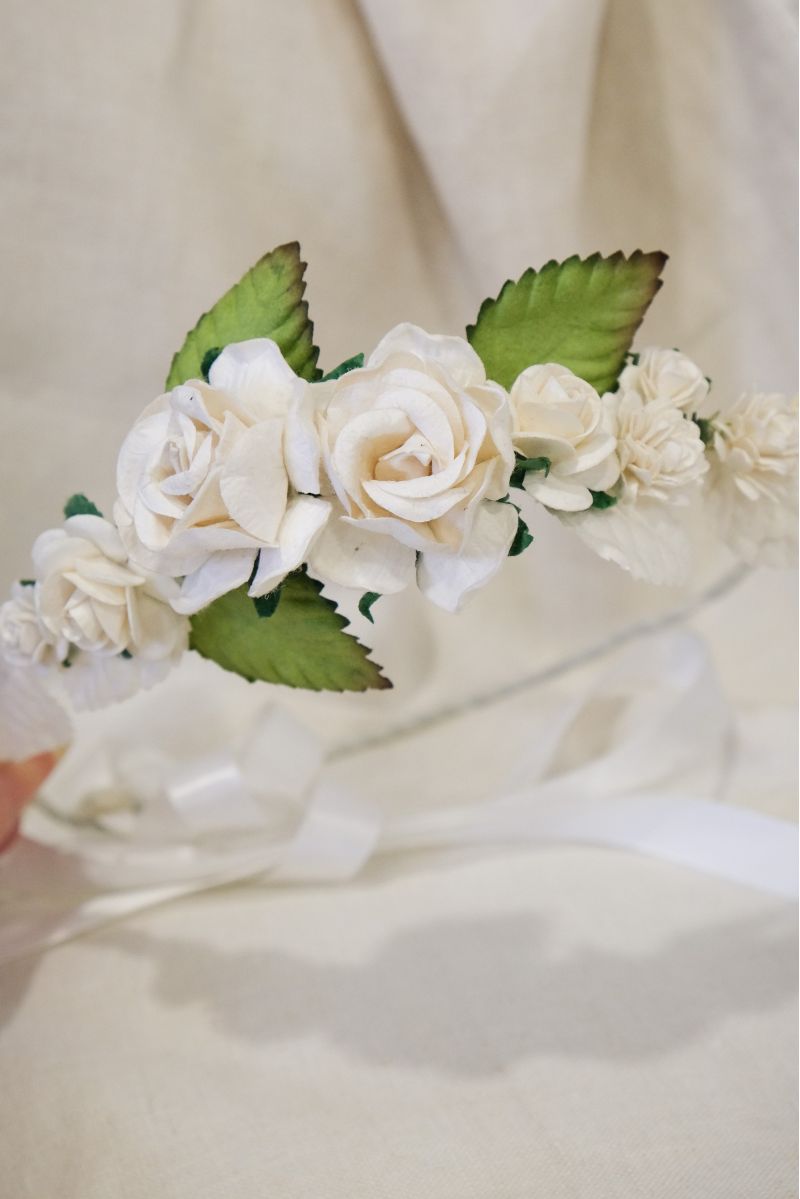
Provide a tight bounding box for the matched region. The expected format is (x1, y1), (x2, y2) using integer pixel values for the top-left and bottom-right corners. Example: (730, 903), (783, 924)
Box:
(32, 514), (188, 664)
(115, 341), (330, 614)
(707, 392), (798, 566)
(618, 347), (710, 415)
(509, 363), (619, 510)
(562, 391), (708, 583)
(2, 243), (793, 706)
(306, 324), (517, 612)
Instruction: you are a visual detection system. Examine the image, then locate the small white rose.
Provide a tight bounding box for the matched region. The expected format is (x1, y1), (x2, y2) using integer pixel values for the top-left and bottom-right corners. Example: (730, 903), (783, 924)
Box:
(509, 363), (619, 511)
(618, 347), (710, 414)
(33, 514), (188, 664)
(0, 582), (58, 668)
(609, 389), (708, 503)
(115, 339), (330, 614)
(562, 390), (708, 584)
(707, 392), (798, 566)
(307, 324), (517, 611)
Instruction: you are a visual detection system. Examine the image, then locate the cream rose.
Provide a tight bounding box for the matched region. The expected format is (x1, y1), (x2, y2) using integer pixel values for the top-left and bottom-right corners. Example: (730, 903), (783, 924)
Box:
(115, 339), (330, 614)
(306, 324), (517, 611)
(618, 347), (710, 414)
(707, 392), (798, 565)
(32, 515), (188, 663)
(508, 363), (619, 510)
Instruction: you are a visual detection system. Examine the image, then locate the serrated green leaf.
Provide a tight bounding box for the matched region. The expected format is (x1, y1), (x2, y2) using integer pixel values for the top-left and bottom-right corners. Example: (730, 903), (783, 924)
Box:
(467, 250), (667, 393)
(358, 591), (381, 623)
(64, 493), (102, 519)
(166, 242), (320, 389)
(189, 571), (391, 692)
(323, 352), (364, 381)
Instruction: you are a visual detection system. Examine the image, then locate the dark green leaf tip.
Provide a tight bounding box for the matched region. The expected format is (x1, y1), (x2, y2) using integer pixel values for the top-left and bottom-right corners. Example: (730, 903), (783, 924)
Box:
(693, 416), (716, 447)
(589, 490), (618, 510)
(323, 353), (365, 381)
(64, 493), (103, 520)
(200, 347), (222, 380)
(511, 456), (551, 487)
(252, 587), (282, 619)
(508, 514), (534, 557)
(19, 579), (35, 587)
(358, 591), (381, 623)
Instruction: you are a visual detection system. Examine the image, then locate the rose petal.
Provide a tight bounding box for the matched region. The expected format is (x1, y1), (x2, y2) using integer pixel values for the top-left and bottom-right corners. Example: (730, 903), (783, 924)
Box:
(368, 324), (487, 388)
(417, 499), (517, 612)
(209, 339), (301, 421)
(307, 516), (416, 593)
(172, 549), (258, 615)
(248, 497), (331, 597)
(219, 420), (289, 544)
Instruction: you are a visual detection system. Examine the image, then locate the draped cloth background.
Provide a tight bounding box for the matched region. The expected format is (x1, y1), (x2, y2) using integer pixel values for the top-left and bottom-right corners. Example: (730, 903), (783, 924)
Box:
(0, 2), (797, 1195)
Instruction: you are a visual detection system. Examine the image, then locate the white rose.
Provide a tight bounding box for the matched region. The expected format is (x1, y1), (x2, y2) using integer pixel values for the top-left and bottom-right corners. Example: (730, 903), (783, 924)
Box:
(33, 514), (188, 663)
(306, 324), (517, 612)
(508, 363), (619, 511)
(618, 347), (710, 414)
(707, 392), (798, 565)
(0, 582), (58, 668)
(562, 390), (708, 584)
(609, 389), (708, 503)
(115, 339), (330, 615)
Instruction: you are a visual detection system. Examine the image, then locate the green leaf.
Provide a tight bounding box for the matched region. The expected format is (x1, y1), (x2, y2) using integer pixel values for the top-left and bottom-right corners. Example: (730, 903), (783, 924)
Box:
(510, 456), (551, 488)
(166, 242), (320, 389)
(508, 513), (534, 557)
(323, 352), (364, 381)
(252, 587), (282, 619)
(64, 493), (103, 519)
(589, 489), (618, 510)
(467, 250), (667, 393)
(189, 571), (391, 692)
(200, 347), (222, 380)
(358, 591), (381, 623)
(19, 579), (35, 587)
(693, 416), (716, 447)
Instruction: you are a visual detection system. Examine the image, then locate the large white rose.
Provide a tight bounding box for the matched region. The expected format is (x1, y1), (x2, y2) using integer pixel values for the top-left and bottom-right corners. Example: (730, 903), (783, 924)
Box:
(508, 363), (619, 511)
(707, 392), (798, 565)
(115, 339), (330, 615)
(32, 515), (188, 663)
(305, 324), (517, 611)
(563, 390), (708, 584)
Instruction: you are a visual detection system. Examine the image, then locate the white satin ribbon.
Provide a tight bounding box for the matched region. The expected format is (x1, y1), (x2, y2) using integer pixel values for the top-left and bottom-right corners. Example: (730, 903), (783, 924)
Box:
(1, 630), (796, 965)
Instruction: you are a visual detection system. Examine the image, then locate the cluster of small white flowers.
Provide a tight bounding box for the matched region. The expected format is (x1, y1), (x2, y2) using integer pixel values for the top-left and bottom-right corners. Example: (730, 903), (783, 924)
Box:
(0, 514), (188, 712)
(1, 330), (796, 731)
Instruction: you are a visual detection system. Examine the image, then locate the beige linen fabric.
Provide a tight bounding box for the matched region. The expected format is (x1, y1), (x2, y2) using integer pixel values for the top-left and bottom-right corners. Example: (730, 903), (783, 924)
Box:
(0, 1), (797, 1195)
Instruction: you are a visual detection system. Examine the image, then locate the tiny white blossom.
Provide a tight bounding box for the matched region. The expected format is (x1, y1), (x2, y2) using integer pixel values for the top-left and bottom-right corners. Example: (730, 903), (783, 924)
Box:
(707, 392), (798, 566)
(619, 347), (710, 414)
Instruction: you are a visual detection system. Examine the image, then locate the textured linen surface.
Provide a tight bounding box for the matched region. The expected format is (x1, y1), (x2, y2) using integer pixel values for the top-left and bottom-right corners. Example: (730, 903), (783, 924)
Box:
(0, 1), (797, 1196)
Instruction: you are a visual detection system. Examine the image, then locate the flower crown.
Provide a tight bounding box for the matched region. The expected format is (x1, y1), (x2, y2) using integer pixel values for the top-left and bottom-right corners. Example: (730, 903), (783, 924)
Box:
(1, 243), (796, 758)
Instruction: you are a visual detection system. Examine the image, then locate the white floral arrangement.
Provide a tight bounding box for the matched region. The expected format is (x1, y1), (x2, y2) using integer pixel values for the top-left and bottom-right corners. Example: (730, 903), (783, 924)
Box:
(1, 243), (796, 762)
